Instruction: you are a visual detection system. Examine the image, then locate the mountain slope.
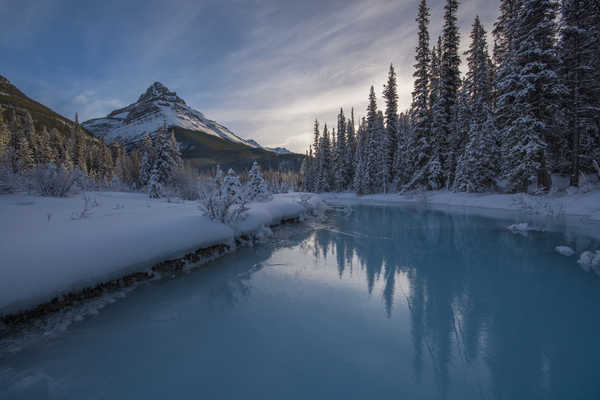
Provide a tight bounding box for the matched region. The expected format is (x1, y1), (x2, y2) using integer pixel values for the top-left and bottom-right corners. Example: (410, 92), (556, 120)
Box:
(0, 75), (96, 140)
(83, 82), (259, 146)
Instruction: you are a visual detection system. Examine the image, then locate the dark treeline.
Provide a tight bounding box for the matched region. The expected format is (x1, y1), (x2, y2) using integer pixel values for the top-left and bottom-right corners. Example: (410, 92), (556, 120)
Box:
(301, 0), (600, 194)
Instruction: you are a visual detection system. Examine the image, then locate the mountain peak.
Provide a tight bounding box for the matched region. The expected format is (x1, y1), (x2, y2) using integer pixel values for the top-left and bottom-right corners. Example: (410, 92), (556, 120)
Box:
(0, 75), (11, 87)
(137, 81), (185, 105)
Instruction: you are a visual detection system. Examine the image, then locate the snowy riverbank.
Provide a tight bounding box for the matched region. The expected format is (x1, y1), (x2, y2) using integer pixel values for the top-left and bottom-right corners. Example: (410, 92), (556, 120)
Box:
(321, 189), (600, 221)
(0, 192), (317, 315)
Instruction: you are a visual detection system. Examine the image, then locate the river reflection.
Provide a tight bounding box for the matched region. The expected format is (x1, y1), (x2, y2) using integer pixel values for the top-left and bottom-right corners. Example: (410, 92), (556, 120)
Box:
(309, 205), (600, 399)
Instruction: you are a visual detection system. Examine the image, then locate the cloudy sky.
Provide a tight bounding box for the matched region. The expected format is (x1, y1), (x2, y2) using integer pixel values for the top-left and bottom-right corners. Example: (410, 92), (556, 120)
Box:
(0, 0), (498, 152)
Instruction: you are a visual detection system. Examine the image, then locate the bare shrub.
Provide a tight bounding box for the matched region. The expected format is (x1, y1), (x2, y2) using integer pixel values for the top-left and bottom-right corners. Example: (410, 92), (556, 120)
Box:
(30, 163), (81, 197)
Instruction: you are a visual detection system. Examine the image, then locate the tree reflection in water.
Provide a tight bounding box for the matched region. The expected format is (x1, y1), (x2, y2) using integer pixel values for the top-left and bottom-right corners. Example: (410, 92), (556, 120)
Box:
(309, 205), (600, 399)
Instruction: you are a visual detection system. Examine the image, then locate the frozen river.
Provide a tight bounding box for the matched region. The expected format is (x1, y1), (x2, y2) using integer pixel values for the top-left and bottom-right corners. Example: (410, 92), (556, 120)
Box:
(2, 204), (600, 399)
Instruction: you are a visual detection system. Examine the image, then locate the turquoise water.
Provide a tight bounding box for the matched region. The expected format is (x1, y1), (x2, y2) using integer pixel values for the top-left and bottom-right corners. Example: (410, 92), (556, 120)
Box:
(2, 205), (600, 399)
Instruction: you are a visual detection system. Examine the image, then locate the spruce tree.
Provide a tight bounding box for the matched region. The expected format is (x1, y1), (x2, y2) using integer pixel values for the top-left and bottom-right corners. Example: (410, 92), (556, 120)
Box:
(411, 0), (431, 184)
(334, 108), (347, 191)
(70, 117), (88, 175)
(318, 123), (332, 192)
(408, 38), (442, 190)
(148, 126), (183, 193)
(454, 16), (499, 192)
(16, 135), (34, 172)
(345, 109), (357, 188)
(454, 111), (499, 191)
(393, 112), (412, 189)
(37, 126), (54, 165)
(364, 86), (379, 193)
(353, 120), (367, 194)
(247, 160), (270, 201)
(440, 0), (461, 186)
(465, 16), (493, 116)
(383, 64), (399, 186)
(139, 134), (154, 186)
(559, 0), (600, 185)
(375, 110), (387, 192)
(101, 144), (114, 183)
(502, 0), (563, 191)
(312, 119), (321, 192)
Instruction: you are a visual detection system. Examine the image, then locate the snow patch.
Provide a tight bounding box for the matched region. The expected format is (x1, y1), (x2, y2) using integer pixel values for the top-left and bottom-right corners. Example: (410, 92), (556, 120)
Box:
(577, 251), (600, 272)
(555, 246), (575, 257)
(507, 222), (543, 235)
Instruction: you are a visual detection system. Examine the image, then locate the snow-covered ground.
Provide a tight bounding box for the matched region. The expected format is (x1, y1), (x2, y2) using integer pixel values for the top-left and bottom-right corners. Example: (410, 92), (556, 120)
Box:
(0, 192), (315, 314)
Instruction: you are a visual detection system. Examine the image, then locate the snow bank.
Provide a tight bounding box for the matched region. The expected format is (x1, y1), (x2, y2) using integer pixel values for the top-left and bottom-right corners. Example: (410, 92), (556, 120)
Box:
(578, 251), (600, 273)
(0, 192), (314, 314)
(321, 189), (600, 221)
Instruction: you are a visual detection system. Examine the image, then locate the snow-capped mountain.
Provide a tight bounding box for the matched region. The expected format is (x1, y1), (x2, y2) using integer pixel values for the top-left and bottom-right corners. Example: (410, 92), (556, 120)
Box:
(82, 82), (276, 150)
(265, 146), (292, 155)
(245, 139), (292, 155)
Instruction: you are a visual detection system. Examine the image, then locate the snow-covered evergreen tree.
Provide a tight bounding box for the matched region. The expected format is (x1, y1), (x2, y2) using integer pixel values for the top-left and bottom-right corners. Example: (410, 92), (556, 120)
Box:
(559, 0), (600, 185)
(383, 64), (399, 187)
(454, 16), (498, 192)
(36, 126), (54, 165)
(375, 110), (387, 192)
(353, 118), (368, 194)
(300, 148), (311, 192)
(455, 112), (499, 192)
(364, 86), (380, 194)
(334, 108), (347, 191)
(410, 0), (431, 184)
(464, 16), (493, 116)
(345, 109), (357, 188)
(502, 0), (563, 191)
(246, 161), (271, 201)
(311, 119), (321, 192)
(318, 123), (332, 192)
(147, 125), (183, 197)
(200, 167), (248, 225)
(440, 0), (461, 186)
(148, 165), (162, 198)
(70, 116), (88, 175)
(7, 115), (34, 173)
(393, 112), (413, 189)
(139, 134), (154, 186)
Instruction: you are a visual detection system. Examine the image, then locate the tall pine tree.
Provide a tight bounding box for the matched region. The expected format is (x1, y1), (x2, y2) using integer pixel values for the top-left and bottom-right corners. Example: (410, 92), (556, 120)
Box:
(383, 64), (399, 187)
(440, 0), (461, 186)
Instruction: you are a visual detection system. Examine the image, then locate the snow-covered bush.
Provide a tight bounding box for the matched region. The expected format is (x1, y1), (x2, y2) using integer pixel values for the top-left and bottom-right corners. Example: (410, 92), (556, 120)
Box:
(199, 167), (249, 225)
(29, 162), (81, 197)
(246, 161), (271, 202)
